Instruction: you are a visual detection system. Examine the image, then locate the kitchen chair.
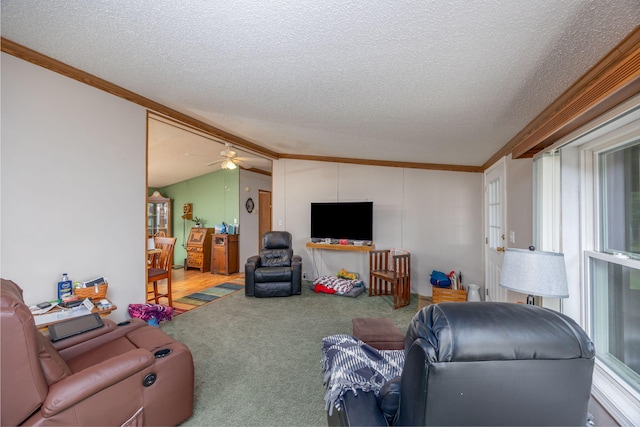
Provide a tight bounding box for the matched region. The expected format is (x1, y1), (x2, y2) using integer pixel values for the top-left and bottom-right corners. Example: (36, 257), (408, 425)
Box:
(369, 249), (411, 309)
(147, 236), (176, 306)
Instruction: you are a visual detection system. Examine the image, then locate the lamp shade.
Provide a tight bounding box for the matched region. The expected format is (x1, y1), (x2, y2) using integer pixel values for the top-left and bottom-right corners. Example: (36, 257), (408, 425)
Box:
(499, 248), (569, 298)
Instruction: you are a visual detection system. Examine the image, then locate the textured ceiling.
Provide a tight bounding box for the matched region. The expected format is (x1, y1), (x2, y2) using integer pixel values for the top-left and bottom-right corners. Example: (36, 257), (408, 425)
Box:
(147, 115), (271, 187)
(2, 0), (639, 183)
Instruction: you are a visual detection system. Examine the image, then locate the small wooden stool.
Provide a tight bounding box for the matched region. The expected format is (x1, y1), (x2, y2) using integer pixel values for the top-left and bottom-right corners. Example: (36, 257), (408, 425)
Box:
(352, 317), (405, 350)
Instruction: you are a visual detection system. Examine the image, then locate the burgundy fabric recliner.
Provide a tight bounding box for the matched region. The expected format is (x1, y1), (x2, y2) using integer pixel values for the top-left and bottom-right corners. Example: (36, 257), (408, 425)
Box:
(1, 278), (194, 426)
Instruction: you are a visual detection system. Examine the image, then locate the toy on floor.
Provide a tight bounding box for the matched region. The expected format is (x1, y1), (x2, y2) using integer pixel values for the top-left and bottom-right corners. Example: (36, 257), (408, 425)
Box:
(336, 269), (358, 281)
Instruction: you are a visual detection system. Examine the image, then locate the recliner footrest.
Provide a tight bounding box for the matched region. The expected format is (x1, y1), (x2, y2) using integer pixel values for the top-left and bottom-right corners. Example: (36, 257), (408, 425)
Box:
(254, 266), (292, 282)
(352, 318), (404, 350)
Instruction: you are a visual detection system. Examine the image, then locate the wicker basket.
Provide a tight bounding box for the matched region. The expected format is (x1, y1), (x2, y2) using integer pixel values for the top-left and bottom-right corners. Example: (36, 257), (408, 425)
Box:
(432, 286), (467, 304)
(74, 283), (108, 300)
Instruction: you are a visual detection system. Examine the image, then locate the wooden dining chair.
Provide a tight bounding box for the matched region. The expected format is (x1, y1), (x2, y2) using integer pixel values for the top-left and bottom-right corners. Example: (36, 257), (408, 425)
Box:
(369, 249), (411, 309)
(147, 236), (176, 306)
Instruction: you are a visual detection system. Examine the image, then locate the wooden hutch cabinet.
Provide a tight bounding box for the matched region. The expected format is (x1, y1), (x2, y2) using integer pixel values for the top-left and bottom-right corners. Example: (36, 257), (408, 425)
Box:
(147, 192), (172, 237)
(211, 234), (239, 275)
(185, 228), (214, 272)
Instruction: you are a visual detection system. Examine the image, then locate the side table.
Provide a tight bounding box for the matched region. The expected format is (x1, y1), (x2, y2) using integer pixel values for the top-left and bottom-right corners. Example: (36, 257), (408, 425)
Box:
(34, 299), (117, 331)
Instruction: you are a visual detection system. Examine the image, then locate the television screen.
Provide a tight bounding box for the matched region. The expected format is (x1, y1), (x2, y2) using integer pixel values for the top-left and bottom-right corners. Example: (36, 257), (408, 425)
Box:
(310, 202), (373, 241)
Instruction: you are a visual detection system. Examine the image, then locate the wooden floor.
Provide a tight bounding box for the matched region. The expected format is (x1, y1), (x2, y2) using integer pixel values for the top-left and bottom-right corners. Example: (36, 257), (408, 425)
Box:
(147, 268), (244, 310)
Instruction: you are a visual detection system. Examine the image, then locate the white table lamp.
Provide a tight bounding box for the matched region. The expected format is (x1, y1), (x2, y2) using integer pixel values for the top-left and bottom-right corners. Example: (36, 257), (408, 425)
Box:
(499, 246), (569, 304)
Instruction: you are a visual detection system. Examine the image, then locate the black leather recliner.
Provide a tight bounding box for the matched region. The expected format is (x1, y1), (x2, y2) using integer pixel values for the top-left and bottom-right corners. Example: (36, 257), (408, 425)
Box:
(328, 302), (595, 426)
(245, 231), (302, 297)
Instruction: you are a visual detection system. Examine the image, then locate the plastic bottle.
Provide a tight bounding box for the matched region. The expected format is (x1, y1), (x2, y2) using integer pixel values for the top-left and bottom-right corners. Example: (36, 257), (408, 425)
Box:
(57, 273), (73, 300)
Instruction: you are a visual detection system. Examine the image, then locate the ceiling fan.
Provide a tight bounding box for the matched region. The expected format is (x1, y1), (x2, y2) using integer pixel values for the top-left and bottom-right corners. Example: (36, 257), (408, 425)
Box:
(206, 143), (268, 170)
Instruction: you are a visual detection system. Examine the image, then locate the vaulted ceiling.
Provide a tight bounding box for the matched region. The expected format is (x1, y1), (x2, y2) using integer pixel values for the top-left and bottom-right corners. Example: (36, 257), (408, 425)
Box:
(2, 1), (639, 186)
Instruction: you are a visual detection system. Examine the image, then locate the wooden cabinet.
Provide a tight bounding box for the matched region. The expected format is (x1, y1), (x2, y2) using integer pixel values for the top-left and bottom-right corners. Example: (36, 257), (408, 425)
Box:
(185, 228), (214, 272)
(211, 234), (239, 275)
(147, 192), (172, 237)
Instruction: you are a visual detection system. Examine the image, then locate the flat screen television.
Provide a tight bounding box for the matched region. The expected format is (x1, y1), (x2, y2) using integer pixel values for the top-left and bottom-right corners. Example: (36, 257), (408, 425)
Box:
(310, 201), (373, 241)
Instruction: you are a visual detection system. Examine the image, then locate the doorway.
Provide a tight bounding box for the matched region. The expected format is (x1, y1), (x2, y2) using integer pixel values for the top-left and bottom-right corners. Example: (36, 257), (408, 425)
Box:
(484, 157), (507, 302)
(258, 190), (272, 248)
(147, 112), (272, 257)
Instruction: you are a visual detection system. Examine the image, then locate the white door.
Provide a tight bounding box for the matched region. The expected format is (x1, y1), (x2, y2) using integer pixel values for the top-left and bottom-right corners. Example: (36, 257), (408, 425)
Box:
(484, 158), (507, 302)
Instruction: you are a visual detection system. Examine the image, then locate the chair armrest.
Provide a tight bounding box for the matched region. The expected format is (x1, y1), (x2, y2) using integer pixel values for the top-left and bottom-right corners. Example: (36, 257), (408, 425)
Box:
(328, 390), (388, 426)
(51, 319), (117, 351)
(247, 255), (260, 267)
(245, 255), (260, 296)
(377, 377), (401, 424)
(41, 348), (154, 417)
(55, 319), (148, 361)
(291, 255), (302, 295)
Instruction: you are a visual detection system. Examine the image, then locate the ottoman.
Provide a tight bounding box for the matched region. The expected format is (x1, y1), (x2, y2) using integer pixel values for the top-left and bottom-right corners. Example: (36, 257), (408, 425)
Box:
(352, 317), (405, 350)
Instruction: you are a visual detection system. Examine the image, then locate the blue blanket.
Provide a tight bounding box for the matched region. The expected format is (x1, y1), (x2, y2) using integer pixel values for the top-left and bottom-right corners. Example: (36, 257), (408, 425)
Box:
(321, 334), (405, 415)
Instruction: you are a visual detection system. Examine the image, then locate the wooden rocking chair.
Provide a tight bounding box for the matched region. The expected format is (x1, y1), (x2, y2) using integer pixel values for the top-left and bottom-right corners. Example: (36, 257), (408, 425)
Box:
(369, 249), (411, 309)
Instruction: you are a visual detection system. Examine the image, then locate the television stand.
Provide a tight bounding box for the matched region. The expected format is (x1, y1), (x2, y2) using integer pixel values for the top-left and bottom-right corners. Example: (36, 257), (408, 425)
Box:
(305, 242), (374, 252)
(306, 242), (375, 285)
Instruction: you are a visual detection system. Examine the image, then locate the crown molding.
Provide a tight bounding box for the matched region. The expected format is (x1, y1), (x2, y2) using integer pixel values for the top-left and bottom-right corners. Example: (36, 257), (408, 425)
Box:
(484, 25), (640, 167)
(1, 37), (279, 160)
(0, 37), (483, 173)
(4, 28), (639, 174)
(279, 153), (483, 173)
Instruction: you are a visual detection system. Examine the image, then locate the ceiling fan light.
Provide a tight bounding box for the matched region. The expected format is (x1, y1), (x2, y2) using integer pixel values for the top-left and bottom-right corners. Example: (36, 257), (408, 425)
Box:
(222, 159), (237, 170)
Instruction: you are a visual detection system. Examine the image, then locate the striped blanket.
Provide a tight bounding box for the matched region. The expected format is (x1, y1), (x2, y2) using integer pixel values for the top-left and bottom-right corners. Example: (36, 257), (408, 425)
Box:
(321, 334), (405, 415)
(313, 275), (362, 295)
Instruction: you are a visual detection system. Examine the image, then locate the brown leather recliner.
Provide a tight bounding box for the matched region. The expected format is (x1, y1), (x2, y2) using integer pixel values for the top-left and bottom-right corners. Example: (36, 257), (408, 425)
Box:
(1, 278), (194, 426)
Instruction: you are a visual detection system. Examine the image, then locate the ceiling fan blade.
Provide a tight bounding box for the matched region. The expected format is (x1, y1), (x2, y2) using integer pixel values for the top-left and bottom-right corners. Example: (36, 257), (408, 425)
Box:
(220, 149), (237, 158)
(206, 159), (224, 166)
(234, 156), (271, 165)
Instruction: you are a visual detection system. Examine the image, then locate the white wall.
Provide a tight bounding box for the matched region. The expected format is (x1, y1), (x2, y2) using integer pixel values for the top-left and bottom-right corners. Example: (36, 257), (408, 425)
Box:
(0, 52), (492, 309)
(239, 169), (272, 263)
(487, 154), (534, 303)
(505, 154), (533, 249)
(1, 53), (146, 322)
(271, 159), (484, 296)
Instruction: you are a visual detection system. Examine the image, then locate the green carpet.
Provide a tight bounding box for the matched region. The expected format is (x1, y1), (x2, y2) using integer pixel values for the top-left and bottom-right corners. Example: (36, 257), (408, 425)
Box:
(161, 283), (419, 426)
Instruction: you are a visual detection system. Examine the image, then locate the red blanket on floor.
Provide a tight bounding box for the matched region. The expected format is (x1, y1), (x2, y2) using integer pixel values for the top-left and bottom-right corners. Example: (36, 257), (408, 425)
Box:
(313, 276), (361, 295)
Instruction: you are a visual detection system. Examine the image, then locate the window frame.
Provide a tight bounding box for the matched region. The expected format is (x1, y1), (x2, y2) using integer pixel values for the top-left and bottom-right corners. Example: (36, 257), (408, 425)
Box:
(574, 107), (640, 425)
(533, 95), (640, 425)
